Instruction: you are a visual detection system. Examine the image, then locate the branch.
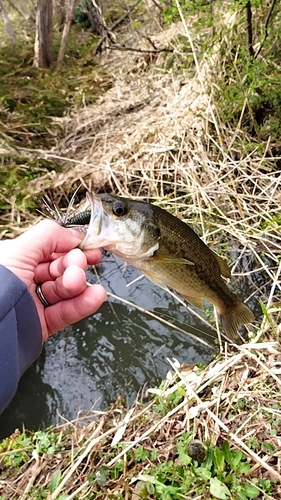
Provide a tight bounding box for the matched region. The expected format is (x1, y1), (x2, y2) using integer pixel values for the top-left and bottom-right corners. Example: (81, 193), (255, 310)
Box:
(94, 0), (142, 55)
(254, 0), (277, 58)
(104, 44), (174, 54)
(245, 1), (254, 58)
(110, 0), (142, 31)
(56, 0), (79, 70)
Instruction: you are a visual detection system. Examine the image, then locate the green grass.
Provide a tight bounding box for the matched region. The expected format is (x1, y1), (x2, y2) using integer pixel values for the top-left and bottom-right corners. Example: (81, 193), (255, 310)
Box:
(0, 426), (268, 499)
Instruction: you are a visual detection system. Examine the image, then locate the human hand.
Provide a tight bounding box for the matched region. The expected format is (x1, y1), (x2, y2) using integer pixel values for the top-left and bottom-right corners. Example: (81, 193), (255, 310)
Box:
(0, 220), (106, 342)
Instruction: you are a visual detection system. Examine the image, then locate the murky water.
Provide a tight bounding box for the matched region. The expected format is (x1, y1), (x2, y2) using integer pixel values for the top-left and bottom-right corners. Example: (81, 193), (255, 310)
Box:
(0, 253), (259, 439)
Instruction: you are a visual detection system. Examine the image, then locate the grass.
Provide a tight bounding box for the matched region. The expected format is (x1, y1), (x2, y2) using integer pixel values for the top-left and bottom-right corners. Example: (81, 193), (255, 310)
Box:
(0, 0), (281, 498)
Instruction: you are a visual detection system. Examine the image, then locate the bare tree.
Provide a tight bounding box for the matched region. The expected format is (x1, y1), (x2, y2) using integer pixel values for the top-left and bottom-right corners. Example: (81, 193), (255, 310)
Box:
(0, 0), (16, 44)
(56, 0), (79, 70)
(87, 0), (104, 35)
(34, 0), (53, 68)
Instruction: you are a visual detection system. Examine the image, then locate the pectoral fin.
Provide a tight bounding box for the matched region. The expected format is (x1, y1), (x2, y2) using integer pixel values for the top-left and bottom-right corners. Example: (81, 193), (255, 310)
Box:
(212, 251), (231, 279)
(146, 254), (194, 265)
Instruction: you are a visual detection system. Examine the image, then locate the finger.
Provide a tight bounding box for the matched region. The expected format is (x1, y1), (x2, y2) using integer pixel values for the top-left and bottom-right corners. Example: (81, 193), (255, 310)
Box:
(83, 248), (103, 265)
(17, 220), (86, 263)
(51, 248), (103, 265)
(41, 265), (87, 304)
(34, 248), (88, 283)
(45, 284), (106, 337)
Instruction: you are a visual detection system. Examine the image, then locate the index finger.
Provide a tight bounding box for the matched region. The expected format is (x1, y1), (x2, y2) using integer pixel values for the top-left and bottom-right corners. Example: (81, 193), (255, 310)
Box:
(17, 220), (85, 263)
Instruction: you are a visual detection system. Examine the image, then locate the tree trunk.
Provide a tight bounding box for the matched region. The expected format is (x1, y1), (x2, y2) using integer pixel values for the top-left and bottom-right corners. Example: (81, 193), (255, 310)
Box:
(88, 0), (104, 35)
(34, 0), (53, 68)
(56, 0), (78, 70)
(0, 0), (16, 45)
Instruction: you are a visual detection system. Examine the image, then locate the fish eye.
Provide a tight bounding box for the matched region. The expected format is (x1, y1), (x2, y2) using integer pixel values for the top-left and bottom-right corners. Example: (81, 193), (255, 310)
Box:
(112, 201), (128, 217)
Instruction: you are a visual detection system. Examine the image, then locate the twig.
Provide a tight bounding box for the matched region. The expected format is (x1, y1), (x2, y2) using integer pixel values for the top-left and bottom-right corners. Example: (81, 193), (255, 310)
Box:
(94, 0), (143, 54)
(105, 290), (216, 349)
(104, 44), (174, 54)
(56, 0), (79, 70)
(254, 0), (277, 58)
(0, 0), (16, 45)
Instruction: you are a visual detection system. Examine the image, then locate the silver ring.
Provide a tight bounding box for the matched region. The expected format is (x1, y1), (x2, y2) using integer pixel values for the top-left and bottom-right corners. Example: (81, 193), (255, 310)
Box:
(35, 284), (51, 308)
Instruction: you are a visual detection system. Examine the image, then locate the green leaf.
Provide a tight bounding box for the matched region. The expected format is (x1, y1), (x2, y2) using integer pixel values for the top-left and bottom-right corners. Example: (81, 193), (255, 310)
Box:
(177, 386), (187, 397)
(214, 447), (225, 473)
(259, 299), (275, 327)
(236, 462), (251, 475)
(235, 492), (248, 500)
(195, 466), (212, 480)
(204, 448), (214, 470)
(231, 451), (243, 470)
(261, 442), (275, 453)
(177, 442), (192, 466)
(49, 469), (61, 492)
(135, 446), (149, 462)
(96, 466), (108, 486)
(209, 478), (231, 499)
(146, 480), (155, 495)
(240, 483), (260, 498)
(222, 442), (233, 467)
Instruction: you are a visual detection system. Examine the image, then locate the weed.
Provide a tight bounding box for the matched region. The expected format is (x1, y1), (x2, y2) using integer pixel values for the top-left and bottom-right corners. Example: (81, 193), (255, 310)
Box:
(152, 387), (184, 416)
(142, 434), (261, 499)
(0, 428), (65, 468)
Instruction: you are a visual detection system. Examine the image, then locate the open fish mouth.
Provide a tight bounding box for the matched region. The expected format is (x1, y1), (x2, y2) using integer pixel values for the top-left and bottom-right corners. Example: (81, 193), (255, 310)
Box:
(78, 193), (112, 250)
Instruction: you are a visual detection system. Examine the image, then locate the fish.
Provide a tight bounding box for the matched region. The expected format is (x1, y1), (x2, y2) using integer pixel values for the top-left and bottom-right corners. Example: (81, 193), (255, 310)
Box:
(57, 192), (254, 344)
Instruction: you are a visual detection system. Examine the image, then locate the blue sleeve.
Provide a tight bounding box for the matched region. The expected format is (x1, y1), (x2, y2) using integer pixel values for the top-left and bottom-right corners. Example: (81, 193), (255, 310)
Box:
(0, 265), (42, 413)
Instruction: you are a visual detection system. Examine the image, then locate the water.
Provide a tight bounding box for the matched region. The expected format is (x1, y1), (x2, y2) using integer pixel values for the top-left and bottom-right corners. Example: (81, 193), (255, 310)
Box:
(0, 253), (256, 439)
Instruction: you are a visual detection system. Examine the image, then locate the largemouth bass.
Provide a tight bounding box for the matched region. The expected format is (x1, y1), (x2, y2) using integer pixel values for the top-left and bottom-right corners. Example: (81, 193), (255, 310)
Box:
(60, 193), (254, 344)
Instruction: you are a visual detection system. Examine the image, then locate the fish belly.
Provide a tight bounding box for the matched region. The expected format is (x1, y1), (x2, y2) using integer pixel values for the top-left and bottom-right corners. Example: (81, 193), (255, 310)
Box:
(136, 259), (231, 312)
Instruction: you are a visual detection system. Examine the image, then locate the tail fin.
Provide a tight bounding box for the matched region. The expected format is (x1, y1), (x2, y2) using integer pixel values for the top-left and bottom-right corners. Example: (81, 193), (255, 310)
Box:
(219, 302), (254, 344)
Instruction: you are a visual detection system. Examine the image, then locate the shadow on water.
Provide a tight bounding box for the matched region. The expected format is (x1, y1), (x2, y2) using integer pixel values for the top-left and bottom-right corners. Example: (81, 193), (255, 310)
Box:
(0, 252), (261, 438)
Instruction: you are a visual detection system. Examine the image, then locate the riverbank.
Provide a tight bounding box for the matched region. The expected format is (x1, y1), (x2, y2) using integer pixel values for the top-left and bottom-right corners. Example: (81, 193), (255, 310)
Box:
(1, 319), (281, 498)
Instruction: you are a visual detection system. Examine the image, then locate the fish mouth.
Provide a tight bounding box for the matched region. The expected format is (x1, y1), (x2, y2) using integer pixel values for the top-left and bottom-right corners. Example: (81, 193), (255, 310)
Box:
(79, 193), (111, 250)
